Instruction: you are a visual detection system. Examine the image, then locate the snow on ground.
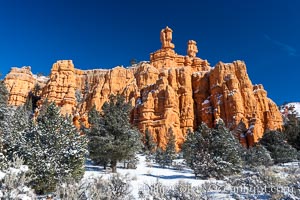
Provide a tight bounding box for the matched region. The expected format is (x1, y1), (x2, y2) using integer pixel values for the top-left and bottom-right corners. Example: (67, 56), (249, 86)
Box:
(83, 155), (299, 199)
(84, 154), (231, 199)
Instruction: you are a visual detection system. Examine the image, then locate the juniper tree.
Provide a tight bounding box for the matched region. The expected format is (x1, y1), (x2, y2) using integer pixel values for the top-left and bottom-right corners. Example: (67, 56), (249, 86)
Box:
(87, 94), (142, 173)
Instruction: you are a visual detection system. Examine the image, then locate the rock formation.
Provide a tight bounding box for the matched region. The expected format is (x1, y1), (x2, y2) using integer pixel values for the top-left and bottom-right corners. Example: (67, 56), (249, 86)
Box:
(4, 66), (48, 106)
(3, 26), (283, 148)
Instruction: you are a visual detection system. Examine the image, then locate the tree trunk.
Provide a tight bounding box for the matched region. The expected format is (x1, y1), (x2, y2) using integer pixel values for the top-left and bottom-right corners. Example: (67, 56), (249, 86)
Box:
(111, 160), (117, 173)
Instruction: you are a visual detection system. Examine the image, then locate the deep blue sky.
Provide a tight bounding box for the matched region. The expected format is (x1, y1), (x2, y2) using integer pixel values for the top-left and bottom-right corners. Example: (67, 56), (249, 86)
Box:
(0, 0), (299, 105)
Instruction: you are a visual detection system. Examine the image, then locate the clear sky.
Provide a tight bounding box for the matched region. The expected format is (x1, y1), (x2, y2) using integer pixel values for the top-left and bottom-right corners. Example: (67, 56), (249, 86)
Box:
(0, 0), (299, 105)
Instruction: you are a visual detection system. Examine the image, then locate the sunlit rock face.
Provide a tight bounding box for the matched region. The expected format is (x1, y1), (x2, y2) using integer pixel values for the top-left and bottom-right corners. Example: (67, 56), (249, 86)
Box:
(4, 26), (282, 149)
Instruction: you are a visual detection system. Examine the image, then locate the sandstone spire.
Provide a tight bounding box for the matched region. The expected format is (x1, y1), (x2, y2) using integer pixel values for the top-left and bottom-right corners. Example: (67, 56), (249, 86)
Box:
(187, 40), (198, 57)
(160, 26), (175, 49)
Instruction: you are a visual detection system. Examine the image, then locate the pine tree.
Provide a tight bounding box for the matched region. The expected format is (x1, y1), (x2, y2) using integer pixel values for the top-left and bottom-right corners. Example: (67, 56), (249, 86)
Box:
(259, 131), (297, 164)
(11, 102), (87, 194)
(86, 94), (142, 173)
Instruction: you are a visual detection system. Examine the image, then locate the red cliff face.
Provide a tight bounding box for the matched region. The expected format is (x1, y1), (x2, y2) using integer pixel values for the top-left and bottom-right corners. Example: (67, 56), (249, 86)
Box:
(4, 26), (283, 148)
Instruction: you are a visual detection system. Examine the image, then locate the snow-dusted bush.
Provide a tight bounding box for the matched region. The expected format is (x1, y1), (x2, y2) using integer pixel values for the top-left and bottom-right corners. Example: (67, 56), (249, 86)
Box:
(56, 173), (133, 200)
(0, 155), (35, 200)
(227, 165), (299, 199)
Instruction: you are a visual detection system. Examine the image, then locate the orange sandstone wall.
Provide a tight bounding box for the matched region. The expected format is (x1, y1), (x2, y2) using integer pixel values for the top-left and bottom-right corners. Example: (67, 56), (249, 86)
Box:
(4, 26), (282, 148)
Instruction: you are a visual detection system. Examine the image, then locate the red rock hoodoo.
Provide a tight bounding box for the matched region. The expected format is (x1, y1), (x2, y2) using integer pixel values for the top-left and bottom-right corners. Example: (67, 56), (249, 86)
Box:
(4, 26), (282, 148)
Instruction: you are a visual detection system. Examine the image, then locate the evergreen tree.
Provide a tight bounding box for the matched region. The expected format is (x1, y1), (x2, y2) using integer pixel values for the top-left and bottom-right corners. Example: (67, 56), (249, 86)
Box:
(211, 120), (243, 177)
(181, 129), (196, 169)
(182, 121), (243, 179)
(86, 105), (111, 169)
(0, 80), (8, 106)
(259, 131), (297, 164)
(285, 125), (300, 151)
(0, 80), (9, 169)
(284, 118), (300, 151)
(154, 147), (166, 168)
(243, 144), (273, 168)
(86, 94), (142, 173)
(143, 128), (156, 154)
(2, 106), (31, 160)
(11, 102), (87, 194)
(0, 80), (9, 131)
(281, 104), (300, 150)
(163, 128), (176, 167)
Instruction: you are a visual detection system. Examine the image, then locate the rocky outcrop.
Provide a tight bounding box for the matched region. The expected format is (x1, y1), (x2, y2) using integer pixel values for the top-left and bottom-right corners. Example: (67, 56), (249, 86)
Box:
(3, 26), (283, 148)
(4, 66), (48, 106)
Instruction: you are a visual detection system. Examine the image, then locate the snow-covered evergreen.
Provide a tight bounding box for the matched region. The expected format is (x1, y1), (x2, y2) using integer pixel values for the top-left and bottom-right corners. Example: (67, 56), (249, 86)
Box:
(182, 121), (243, 179)
(0, 80), (11, 170)
(243, 144), (273, 168)
(5, 102), (87, 194)
(2, 106), (31, 161)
